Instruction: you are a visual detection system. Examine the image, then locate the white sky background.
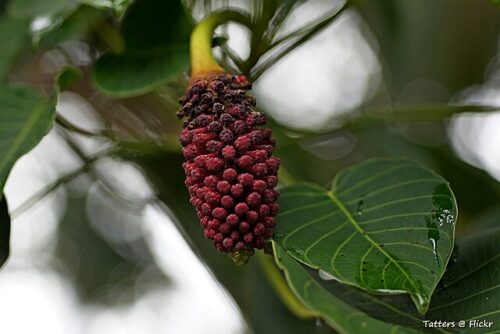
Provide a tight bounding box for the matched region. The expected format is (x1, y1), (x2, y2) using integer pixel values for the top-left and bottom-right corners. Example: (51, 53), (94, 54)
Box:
(448, 47), (500, 182)
(2, 131), (246, 334)
(221, 0), (382, 130)
(0, 0), (499, 333)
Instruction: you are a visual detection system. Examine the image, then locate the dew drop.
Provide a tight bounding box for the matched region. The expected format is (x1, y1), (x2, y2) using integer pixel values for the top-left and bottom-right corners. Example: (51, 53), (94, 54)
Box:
(429, 237), (440, 268)
(318, 269), (338, 281)
(291, 248), (304, 256)
(426, 216), (441, 269)
(315, 318), (325, 328)
(274, 231), (284, 239)
(356, 200), (364, 216)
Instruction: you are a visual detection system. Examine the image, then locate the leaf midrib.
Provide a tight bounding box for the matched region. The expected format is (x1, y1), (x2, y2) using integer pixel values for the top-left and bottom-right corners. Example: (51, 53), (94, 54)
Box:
(326, 190), (421, 301)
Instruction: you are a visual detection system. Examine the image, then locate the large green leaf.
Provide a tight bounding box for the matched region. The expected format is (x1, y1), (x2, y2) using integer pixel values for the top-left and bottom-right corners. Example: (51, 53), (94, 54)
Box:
(0, 196), (10, 268)
(0, 85), (57, 195)
(273, 226), (499, 333)
(0, 18), (30, 80)
(273, 243), (420, 334)
(274, 158), (457, 314)
(92, 0), (192, 97)
(425, 227), (500, 333)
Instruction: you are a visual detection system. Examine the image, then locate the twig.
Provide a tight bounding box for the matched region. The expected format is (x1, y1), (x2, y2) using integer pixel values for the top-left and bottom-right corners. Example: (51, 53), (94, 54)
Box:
(56, 114), (110, 138)
(257, 250), (319, 320)
(10, 147), (116, 218)
(251, 1), (351, 80)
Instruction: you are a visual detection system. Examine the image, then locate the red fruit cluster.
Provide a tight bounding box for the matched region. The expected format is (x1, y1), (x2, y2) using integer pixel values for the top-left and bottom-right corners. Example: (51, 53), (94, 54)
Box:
(178, 74), (280, 254)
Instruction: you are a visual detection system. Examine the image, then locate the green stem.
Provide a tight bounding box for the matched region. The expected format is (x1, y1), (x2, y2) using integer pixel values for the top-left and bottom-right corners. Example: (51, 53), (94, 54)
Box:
(190, 10), (252, 78)
(257, 251), (319, 320)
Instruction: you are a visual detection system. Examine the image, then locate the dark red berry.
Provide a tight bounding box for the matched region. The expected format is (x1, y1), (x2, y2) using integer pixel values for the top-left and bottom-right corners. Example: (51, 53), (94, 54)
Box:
(239, 222), (250, 233)
(220, 113), (234, 124)
(235, 203), (249, 216)
(222, 146), (236, 160)
(206, 140), (223, 153)
(219, 223), (231, 235)
(220, 129), (234, 143)
(217, 181), (231, 194)
(208, 121), (223, 133)
(247, 192), (261, 207)
(238, 173), (254, 187)
(267, 175), (278, 187)
(226, 214), (239, 226)
(246, 210), (259, 223)
(223, 168), (237, 182)
(212, 207), (227, 220)
(237, 155), (254, 170)
(230, 184), (244, 198)
(252, 180), (267, 193)
(221, 195), (234, 209)
(223, 238), (234, 249)
(234, 136), (251, 151)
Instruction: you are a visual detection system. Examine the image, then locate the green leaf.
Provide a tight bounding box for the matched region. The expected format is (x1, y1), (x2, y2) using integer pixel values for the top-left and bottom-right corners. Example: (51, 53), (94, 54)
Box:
(80, 0), (131, 14)
(0, 18), (30, 80)
(273, 243), (420, 334)
(56, 65), (82, 91)
(425, 227), (500, 333)
(92, 47), (189, 98)
(7, 0), (76, 18)
(274, 158), (457, 314)
(120, 0), (191, 51)
(38, 5), (110, 47)
(0, 196), (10, 268)
(0, 85), (57, 194)
(92, 0), (192, 97)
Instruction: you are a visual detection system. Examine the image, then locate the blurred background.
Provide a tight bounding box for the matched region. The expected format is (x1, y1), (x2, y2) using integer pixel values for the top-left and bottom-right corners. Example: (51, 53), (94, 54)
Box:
(1, 0), (500, 333)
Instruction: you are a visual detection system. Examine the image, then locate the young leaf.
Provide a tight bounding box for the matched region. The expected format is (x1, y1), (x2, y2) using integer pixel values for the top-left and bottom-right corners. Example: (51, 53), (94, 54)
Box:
(0, 85), (57, 195)
(92, 47), (189, 98)
(0, 196), (10, 268)
(274, 158), (457, 314)
(273, 243), (420, 333)
(92, 0), (192, 97)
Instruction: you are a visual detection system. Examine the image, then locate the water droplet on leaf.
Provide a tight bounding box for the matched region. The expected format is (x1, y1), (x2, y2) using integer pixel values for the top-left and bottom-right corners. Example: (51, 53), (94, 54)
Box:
(274, 231), (284, 239)
(356, 200), (364, 216)
(291, 248), (304, 256)
(318, 269), (338, 281)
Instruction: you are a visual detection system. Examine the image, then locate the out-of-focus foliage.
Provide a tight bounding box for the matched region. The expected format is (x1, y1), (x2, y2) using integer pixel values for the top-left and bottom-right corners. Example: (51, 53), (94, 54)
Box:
(0, 18), (29, 79)
(92, 0), (192, 97)
(0, 197), (9, 268)
(0, 86), (56, 194)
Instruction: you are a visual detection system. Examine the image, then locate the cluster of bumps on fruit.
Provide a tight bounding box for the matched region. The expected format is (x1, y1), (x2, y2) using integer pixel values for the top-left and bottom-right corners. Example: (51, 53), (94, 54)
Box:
(177, 74), (280, 255)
